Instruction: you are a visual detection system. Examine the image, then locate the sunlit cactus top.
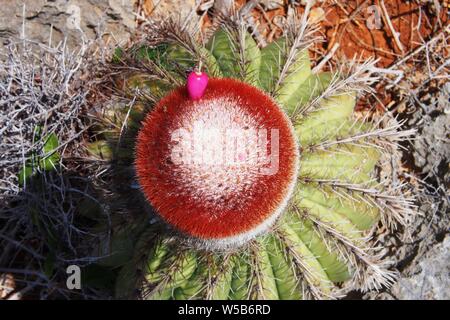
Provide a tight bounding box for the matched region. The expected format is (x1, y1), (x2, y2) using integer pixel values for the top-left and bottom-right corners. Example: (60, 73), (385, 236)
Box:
(135, 78), (299, 248)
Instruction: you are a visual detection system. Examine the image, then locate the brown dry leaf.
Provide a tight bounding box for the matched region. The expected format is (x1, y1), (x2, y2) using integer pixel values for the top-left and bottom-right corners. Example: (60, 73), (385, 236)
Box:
(142, 0), (154, 16)
(310, 7), (325, 23)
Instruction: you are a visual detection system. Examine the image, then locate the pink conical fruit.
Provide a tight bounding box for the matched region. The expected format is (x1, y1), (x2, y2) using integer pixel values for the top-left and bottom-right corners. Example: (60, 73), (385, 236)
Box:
(187, 71), (208, 100)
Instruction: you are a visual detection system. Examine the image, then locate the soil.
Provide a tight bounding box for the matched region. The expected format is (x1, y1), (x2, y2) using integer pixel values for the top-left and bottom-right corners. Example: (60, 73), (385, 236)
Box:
(319, 0), (446, 67)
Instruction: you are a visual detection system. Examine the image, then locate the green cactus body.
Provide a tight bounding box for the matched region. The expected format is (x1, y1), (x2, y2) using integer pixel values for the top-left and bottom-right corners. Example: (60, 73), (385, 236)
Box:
(88, 22), (407, 300)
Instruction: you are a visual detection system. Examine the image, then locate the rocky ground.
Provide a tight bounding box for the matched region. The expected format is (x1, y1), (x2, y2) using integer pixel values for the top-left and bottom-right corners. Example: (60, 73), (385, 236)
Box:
(0, 0), (136, 50)
(0, 0), (448, 300)
(370, 83), (449, 300)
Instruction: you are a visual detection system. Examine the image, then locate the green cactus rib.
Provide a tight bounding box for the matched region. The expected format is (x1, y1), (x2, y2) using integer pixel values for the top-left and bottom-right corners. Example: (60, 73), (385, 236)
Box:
(97, 230), (134, 268)
(258, 37), (331, 116)
(144, 240), (171, 283)
(173, 287), (187, 300)
(279, 221), (333, 295)
(294, 92), (356, 135)
(115, 261), (140, 299)
(284, 213), (350, 282)
(146, 251), (197, 300)
(254, 239), (280, 299)
(86, 140), (112, 160)
(298, 119), (372, 147)
(298, 183), (379, 230)
(206, 30), (237, 77)
(121, 74), (172, 99)
(258, 37), (286, 92)
(198, 46), (223, 77)
(206, 29), (261, 85)
(291, 189), (365, 244)
(95, 213), (150, 268)
(299, 144), (381, 183)
(208, 257), (235, 300)
(132, 44), (193, 82)
(114, 226), (159, 299)
(161, 44), (222, 78)
(285, 72), (333, 117)
(228, 255), (251, 300)
(175, 263), (207, 299)
(265, 234), (302, 300)
(274, 49), (312, 112)
(243, 33), (262, 85)
(124, 43), (221, 82)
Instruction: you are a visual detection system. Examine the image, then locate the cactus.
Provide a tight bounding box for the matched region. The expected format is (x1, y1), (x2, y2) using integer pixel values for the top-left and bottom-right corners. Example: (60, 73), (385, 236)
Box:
(88, 15), (414, 300)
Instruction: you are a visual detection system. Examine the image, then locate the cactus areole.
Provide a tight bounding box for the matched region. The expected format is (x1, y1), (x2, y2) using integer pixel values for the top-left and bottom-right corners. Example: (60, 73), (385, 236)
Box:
(136, 78), (299, 247)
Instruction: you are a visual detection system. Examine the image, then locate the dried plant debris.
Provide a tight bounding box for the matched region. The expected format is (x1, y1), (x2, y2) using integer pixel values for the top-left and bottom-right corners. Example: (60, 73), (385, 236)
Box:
(0, 38), (109, 299)
(0, 273), (16, 299)
(0, 39), (90, 196)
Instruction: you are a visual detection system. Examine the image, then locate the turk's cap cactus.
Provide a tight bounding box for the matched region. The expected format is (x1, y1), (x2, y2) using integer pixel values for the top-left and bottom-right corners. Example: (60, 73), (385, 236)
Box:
(135, 77), (299, 249)
(89, 14), (415, 300)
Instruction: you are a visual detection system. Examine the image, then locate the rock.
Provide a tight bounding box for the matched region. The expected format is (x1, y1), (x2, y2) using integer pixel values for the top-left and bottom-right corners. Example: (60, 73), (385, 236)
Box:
(413, 113), (450, 184)
(360, 78), (449, 301)
(0, 0), (137, 50)
(410, 81), (450, 185)
(391, 235), (450, 300)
